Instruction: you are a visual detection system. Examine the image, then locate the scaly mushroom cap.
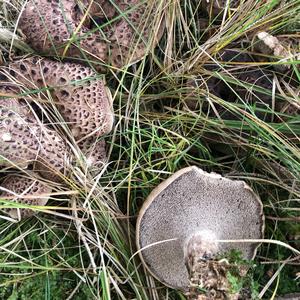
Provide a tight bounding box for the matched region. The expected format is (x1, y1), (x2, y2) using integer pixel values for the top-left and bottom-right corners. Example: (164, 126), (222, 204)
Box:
(0, 91), (69, 180)
(136, 166), (264, 290)
(19, 0), (164, 69)
(78, 137), (107, 168)
(0, 172), (52, 219)
(81, 0), (116, 20)
(18, 0), (108, 60)
(5, 57), (114, 139)
(103, 0), (164, 67)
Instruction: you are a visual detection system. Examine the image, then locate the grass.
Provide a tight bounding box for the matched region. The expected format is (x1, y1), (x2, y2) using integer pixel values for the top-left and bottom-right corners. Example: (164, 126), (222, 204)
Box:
(0, 0), (299, 299)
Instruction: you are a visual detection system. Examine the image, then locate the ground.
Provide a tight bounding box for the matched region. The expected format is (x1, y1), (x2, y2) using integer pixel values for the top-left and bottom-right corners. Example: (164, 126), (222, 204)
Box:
(0, 0), (299, 299)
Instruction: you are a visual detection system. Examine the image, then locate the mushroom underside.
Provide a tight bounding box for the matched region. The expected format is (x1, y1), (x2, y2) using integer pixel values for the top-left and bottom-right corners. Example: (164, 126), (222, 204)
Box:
(137, 166), (264, 290)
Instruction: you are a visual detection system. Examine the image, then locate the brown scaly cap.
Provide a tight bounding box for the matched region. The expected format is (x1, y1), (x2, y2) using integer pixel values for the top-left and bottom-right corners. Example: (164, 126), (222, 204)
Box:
(5, 57), (114, 140)
(18, 0), (108, 62)
(0, 90), (69, 181)
(136, 166), (265, 290)
(103, 0), (165, 67)
(18, 0), (164, 69)
(0, 172), (52, 220)
(81, 0), (116, 20)
(77, 137), (107, 169)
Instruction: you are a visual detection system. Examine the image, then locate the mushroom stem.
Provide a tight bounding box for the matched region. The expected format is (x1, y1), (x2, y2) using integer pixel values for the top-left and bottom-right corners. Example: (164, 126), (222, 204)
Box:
(184, 231), (239, 300)
(184, 230), (219, 269)
(186, 259), (240, 300)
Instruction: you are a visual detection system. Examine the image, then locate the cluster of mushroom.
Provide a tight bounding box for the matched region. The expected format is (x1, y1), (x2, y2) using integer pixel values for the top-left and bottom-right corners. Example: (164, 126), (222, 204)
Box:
(1, 0), (164, 220)
(18, 0), (164, 70)
(0, 1), (283, 298)
(136, 166), (265, 299)
(0, 58), (113, 219)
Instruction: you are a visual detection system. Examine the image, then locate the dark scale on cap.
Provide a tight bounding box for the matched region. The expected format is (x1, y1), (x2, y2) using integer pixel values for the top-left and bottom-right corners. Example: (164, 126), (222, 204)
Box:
(0, 172), (52, 219)
(0, 92), (69, 181)
(6, 57), (114, 140)
(18, 0), (165, 69)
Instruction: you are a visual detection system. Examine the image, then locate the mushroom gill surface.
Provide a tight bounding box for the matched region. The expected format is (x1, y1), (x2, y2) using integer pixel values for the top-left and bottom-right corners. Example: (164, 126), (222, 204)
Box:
(19, 0), (164, 69)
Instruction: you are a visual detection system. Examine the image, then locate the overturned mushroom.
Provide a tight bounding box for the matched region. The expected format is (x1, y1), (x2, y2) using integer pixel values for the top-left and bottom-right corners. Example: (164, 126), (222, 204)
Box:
(0, 172), (52, 220)
(136, 166), (264, 298)
(19, 0), (164, 69)
(0, 88), (70, 181)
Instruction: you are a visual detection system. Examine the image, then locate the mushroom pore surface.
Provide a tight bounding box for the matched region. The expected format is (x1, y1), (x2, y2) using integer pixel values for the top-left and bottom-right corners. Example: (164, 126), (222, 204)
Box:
(5, 57), (114, 140)
(275, 294), (300, 300)
(136, 166), (264, 290)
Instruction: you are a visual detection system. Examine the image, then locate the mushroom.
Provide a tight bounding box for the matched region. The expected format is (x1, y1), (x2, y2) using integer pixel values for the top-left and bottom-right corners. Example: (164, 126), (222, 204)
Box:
(77, 137), (107, 169)
(136, 166), (265, 298)
(73, 0), (116, 24)
(19, 0), (164, 69)
(253, 32), (300, 72)
(0, 172), (52, 220)
(18, 0), (107, 62)
(5, 57), (114, 140)
(0, 88), (70, 181)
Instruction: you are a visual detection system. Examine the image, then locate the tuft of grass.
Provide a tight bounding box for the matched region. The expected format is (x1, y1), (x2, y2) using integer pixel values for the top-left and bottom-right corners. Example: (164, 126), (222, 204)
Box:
(0, 0), (300, 299)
